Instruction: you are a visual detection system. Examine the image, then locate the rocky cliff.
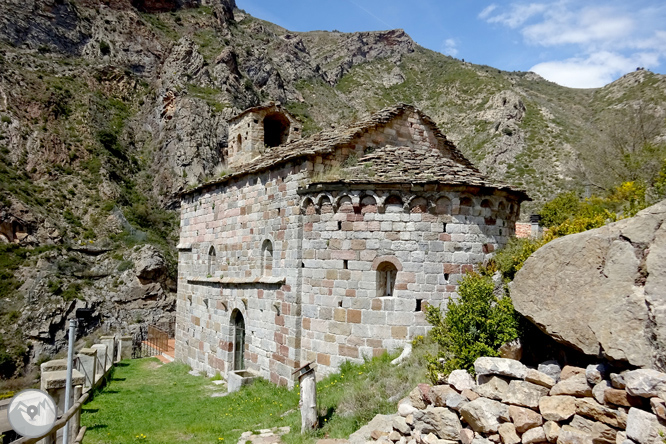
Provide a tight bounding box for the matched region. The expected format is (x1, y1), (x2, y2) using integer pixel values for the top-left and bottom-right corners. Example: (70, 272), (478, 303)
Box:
(0, 0), (665, 380)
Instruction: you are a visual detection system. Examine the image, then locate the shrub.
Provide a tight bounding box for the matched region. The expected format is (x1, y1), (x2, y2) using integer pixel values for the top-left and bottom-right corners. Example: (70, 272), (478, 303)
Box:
(117, 260), (133, 272)
(425, 272), (520, 380)
(99, 40), (111, 56)
(61, 283), (82, 301)
(539, 191), (581, 227)
(493, 237), (546, 281)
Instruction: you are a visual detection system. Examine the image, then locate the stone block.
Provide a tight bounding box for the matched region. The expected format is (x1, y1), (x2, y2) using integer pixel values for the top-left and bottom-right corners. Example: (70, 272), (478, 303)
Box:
(391, 326), (407, 339)
(509, 405), (543, 433)
(118, 335), (133, 360)
(227, 370), (259, 393)
(539, 395), (577, 422)
(474, 375), (509, 401)
(91, 344), (108, 373)
(339, 344), (359, 358)
(100, 336), (117, 363)
(626, 407), (666, 444)
(41, 369), (85, 390)
(474, 357), (527, 379)
(41, 359), (68, 373)
(77, 348), (97, 388)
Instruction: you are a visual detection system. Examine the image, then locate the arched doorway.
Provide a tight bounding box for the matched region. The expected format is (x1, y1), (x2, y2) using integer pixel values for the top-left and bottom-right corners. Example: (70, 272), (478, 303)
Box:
(232, 310), (245, 371)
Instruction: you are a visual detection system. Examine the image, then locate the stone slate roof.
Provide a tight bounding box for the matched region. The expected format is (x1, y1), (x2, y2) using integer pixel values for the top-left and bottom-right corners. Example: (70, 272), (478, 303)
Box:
(339, 144), (503, 187)
(183, 103), (527, 198)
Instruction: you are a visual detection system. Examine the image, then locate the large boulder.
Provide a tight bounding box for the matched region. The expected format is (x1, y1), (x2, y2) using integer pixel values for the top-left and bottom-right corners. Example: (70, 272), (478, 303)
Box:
(511, 200), (666, 370)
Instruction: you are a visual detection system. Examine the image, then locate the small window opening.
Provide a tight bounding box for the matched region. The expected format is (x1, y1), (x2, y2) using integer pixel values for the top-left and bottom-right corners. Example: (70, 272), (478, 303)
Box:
(343, 260), (348, 269)
(261, 239), (273, 276)
(415, 299), (422, 312)
(338, 300), (343, 307)
(338, 221), (342, 230)
(444, 273), (449, 281)
(254, 119), (259, 124)
(301, 261), (305, 268)
(377, 262), (398, 297)
(443, 223), (447, 232)
(499, 229), (503, 236)
(207, 246), (216, 276)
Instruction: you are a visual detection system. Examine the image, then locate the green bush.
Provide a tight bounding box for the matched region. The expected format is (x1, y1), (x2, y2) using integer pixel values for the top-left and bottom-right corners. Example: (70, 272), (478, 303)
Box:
(539, 191), (581, 227)
(117, 260), (133, 272)
(425, 272), (520, 380)
(493, 237), (546, 281)
(61, 283), (82, 301)
(99, 40), (111, 56)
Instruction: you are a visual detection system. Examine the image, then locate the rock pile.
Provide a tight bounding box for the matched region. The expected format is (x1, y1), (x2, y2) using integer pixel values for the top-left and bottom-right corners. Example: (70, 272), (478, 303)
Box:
(351, 357), (666, 444)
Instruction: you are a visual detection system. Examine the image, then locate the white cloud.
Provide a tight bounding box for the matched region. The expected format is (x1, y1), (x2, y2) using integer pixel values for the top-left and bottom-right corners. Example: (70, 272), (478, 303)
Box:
(530, 51), (659, 88)
(442, 38), (459, 57)
(522, 6), (634, 46)
(478, 4), (498, 20)
(484, 3), (548, 29)
(479, 1), (666, 87)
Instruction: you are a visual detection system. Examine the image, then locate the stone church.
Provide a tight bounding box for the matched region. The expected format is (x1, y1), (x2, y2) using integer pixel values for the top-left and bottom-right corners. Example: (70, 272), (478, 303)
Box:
(175, 103), (528, 386)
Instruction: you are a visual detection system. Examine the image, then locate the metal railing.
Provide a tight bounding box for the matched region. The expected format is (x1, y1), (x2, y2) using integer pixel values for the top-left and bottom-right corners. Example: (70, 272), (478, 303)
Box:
(131, 320), (174, 359)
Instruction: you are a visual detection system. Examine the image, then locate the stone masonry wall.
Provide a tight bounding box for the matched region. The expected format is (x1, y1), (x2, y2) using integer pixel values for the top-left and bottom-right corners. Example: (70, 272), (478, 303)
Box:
(298, 187), (518, 375)
(176, 162), (307, 386)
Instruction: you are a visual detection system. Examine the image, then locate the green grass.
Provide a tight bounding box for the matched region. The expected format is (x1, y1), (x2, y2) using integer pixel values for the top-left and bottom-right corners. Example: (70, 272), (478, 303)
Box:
(82, 341), (435, 444)
(82, 359), (297, 443)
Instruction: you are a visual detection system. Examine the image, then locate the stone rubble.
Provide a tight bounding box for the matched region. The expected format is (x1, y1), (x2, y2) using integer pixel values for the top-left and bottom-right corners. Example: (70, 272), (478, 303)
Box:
(355, 357), (666, 444)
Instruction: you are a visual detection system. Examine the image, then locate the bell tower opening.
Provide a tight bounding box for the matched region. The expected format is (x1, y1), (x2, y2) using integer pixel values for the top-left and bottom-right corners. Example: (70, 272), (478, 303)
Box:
(263, 112), (290, 147)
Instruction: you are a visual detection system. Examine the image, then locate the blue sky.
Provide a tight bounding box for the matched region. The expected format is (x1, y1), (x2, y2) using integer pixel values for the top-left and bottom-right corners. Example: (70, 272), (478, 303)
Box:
(238, 0), (666, 89)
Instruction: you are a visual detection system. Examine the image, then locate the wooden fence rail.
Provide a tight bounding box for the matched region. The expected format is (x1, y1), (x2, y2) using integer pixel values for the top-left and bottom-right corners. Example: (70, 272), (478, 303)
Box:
(11, 392), (89, 444)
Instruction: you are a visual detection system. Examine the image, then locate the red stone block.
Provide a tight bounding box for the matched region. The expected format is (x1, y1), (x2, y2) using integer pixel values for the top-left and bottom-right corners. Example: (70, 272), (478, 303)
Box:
(339, 344), (359, 358)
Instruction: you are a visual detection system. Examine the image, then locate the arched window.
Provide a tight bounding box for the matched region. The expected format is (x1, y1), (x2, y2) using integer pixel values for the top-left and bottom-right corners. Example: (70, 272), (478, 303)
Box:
(377, 262), (398, 297)
(261, 240), (273, 276)
(263, 112), (290, 147)
(208, 246), (216, 276)
(459, 196), (474, 216)
(360, 195), (377, 214)
(409, 197), (428, 213)
(320, 196), (334, 214)
(232, 310), (245, 371)
(385, 195), (403, 213)
(338, 195), (354, 213)
(435, 196), (451, 214)
(303, 198), (316, 215)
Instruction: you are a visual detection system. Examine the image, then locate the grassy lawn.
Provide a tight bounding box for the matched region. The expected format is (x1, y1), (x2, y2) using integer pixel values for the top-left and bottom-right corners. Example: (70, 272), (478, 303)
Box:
(82, 341), (434, 444)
